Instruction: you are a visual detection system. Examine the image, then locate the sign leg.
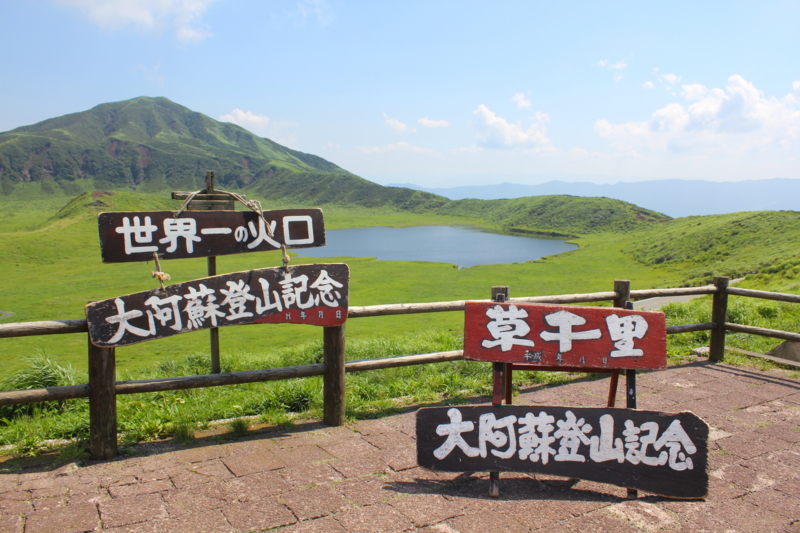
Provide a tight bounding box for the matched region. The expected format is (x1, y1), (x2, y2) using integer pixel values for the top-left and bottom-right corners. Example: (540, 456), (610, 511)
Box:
(208, 256), (221, 374)
(626, 368), (638, 499)
(607, 369), (620, 407)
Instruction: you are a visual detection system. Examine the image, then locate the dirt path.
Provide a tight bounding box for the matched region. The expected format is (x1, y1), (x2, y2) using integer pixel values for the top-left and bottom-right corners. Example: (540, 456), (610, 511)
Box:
(0, 311), (13, 321)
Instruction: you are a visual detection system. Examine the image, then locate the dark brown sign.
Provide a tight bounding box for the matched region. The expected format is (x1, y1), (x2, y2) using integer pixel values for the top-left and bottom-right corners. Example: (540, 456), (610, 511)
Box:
(86, 264), (349, 347)
(417, 405), (708, 499)
(97, 209), (325, 263)
(464, 302), (667, 370)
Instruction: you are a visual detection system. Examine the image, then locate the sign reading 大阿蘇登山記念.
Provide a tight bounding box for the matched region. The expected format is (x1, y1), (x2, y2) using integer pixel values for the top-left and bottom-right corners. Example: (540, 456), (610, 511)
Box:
(416, 405), (708, 499)
(463, 302), (667, 370)
(97, 209), (325, 263)
(85, 264), (349, 348)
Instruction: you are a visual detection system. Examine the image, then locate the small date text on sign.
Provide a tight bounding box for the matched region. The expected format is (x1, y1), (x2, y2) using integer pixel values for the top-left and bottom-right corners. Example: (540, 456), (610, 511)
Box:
(86, 264), (349, 348)
(464, 302), (667, 370)
(417, 405), (708, 499)
(98, 209), (325, 263)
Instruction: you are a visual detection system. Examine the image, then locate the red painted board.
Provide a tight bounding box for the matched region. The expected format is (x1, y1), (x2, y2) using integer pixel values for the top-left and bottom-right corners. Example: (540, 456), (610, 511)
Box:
(464, 302), (666, 370)
(86, 263), (348, 348)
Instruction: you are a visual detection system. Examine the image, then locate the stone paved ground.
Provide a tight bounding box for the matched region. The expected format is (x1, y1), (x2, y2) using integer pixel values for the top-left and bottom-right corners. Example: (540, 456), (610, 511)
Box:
(2, 359), (800, 532)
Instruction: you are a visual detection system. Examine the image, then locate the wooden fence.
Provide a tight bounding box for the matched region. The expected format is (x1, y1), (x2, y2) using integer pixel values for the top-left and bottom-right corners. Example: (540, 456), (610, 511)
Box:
(2, 275), (800, 460)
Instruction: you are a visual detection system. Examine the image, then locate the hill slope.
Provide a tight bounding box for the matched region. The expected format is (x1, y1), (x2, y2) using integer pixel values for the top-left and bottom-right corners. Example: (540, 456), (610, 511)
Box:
(0, 96), (449, 211)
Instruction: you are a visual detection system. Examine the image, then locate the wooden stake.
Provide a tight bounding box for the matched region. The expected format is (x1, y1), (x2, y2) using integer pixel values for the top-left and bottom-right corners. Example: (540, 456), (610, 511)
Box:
(710, 276), (729, 362)
(323, 324), (346, 426)
(88, 337), (117, 460)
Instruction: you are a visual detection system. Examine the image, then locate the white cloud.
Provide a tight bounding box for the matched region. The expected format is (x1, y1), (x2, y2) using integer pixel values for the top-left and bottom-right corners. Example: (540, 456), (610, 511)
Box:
(613, 73), (624, 82)
(472, 104), (552, 149)
(55, 0), (217, 43)
(134, 62), (164, 85)
(296, 0), (332, 25)
(599, 59), (627, 70)
(383, 113), (409, 133)
(642, 81), (655, 89)
(512, 92), (532, 109)
(359, 141), (437, 155)
(418, 117), (450, 128)
(219, 109), (298, 147)
(659, 73), (682, 91)
(595, 75), (800, 154)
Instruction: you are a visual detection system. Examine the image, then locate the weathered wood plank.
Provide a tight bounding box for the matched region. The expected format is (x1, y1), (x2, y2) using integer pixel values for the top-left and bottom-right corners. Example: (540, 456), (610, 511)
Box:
(344, 350), (463, 372)
(710, 277), (729, 362)
(726, 287), (800, 304)
(725, 322), (800, 342)
(417, 405), (709, 499)
(630, 285), (716, 299)
(98, 209), (325, 262)
(88, 340), (117, 460)
(323, 325), (346, 426)
(86, 264), (349, 347)
(0, 319), (88, 338)
(667, 322), (716, 334)
(0, 384), (90, 406)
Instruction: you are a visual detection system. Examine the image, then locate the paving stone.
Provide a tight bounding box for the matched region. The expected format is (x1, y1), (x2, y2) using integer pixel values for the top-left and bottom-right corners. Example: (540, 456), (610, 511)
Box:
(448, 510), (529, 533)
(99, 493), (168, 529)
(220, 497), (296, 531)
(24, 502), (99, 533)
(336, 476), (393, 506)
(320, 437), (379, 459)
(273, 445), (333, 467)
(354, 419), (393, 435)
(329, 454), (389, 478)
(280, 485), (351, 520)
(31, 496), (65, 511)
(363, 430), (415, 451)
(0, 498), (32, 515)
(163, 490), (226, 518)
(380, 445), (417, 472)
(189, 459), (235, 480)
(0, 514), (22, 533)
(741, 488), (800, 520)
(221, 451), (284, 477)
(755, 422), (800, 443)
(335, 502), (413, 533)
(389, 493), (464, 527)
(221, 470), (290, 501)
(280, 516), (347, 532)
(718, 434), (788, 460)
(108, 479), (172, 498)
(172, 445), (230, 464)
(280, 462), (344, 488)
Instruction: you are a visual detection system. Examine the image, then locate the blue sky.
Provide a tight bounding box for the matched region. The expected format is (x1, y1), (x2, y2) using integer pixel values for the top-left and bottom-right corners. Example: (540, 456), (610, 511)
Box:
(1, 0), (799, 187)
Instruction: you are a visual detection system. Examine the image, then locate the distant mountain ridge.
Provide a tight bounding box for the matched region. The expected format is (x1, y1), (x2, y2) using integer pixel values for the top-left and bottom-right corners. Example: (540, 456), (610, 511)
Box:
(390, 179), (800, 218)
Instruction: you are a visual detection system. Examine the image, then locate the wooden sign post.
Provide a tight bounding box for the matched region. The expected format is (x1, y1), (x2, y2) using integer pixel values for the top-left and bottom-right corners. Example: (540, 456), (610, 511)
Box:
(416, 293), (708, 499)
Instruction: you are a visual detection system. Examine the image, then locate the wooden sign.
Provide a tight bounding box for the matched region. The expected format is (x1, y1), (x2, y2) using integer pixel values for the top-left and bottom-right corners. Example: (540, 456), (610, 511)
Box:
(86, 264), (349, 347)
(417, 405), (708, 499)
(464, 302), (667, 370)
(97, 209), (325, 263)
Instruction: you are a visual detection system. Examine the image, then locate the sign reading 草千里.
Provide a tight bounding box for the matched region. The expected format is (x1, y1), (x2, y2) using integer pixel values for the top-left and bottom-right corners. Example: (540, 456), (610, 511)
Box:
(86, 264), (349, 347)
(416, 405), (708, 498)
(464, 302), (667, 370)
(97, 209), (325, 263)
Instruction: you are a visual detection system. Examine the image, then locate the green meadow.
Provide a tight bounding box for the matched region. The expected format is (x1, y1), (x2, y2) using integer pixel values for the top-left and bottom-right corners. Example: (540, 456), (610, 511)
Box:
(2, 190), (800, 453)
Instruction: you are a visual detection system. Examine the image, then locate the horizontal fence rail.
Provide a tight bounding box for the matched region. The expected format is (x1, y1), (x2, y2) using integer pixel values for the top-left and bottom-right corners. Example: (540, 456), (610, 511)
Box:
(2, 276), (800, 460)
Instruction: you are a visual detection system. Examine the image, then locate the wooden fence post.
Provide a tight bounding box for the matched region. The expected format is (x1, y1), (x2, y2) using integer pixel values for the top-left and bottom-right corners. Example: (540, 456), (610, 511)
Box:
(88, 337), (117, 459)
(323, 324), (346, 426)
(709, 276), (729, 362)
(490, 285), (509, 497)
(613, 279), (631, 309)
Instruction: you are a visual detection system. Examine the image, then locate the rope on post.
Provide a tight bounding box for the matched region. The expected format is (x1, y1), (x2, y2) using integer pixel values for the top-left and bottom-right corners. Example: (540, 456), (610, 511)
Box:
(150, 252), (171, 293)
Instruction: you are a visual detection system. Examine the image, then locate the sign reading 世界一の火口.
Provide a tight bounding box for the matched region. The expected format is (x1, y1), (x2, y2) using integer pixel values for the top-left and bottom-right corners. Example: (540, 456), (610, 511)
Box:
(85, 264), (349, 348)
(97, 209), (325, 263)
(463, 302), (667, 370)
(416, 405), (709, 499)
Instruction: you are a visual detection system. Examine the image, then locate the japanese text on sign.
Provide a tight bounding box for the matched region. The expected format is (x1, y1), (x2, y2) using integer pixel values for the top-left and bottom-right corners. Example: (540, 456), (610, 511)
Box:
(463, 302), (667, 370)
(86, 264), (349, 347)
(97, 209), (325, 263)
(416, 405), (709, 499)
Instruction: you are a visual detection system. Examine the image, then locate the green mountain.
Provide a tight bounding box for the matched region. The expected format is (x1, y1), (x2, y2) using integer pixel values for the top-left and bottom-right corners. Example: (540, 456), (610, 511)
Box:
(0, 96), (672, 235)
(0, 96), (447, 211)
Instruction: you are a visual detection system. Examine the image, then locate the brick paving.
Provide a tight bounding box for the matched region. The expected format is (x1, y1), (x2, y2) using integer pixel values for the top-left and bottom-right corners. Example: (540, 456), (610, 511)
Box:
(2, 360), (800, 532)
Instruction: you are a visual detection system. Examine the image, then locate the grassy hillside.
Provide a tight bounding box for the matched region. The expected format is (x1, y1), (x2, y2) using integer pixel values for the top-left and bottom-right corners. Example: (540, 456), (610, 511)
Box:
(623, 210), (800, 284)
(435, 195), (670, 235)
(0, 97), (450, 214)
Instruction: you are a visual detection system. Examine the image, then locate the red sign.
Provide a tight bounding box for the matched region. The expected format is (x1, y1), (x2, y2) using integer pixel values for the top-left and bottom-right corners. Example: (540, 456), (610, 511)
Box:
(464, 302), (666, 370)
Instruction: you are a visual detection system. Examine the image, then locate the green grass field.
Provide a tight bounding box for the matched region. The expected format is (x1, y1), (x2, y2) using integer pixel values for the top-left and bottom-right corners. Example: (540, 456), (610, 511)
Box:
(2, 191), (800, 454)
